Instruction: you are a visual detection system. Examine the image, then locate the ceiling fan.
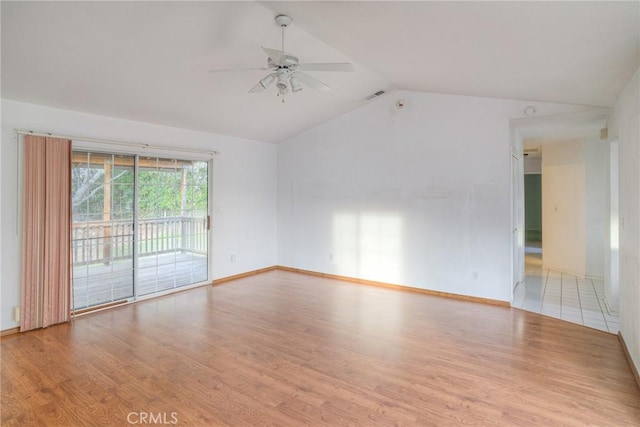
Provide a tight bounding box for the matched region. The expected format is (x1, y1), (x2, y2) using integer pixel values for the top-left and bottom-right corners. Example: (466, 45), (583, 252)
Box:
(211, 14), (354, 101)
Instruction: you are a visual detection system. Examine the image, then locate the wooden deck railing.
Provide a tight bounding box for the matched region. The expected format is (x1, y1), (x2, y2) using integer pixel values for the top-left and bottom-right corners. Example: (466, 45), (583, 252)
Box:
(72, 217), (207, 265)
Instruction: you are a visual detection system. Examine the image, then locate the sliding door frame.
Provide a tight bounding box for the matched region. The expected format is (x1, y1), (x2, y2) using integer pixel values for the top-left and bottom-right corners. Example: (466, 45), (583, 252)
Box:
(133, 155), (140, 299)
(71, 140), (214, 308)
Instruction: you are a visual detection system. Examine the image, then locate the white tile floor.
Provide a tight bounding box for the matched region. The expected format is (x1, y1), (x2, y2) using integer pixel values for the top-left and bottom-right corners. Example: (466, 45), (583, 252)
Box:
(513, 252), (619, 334)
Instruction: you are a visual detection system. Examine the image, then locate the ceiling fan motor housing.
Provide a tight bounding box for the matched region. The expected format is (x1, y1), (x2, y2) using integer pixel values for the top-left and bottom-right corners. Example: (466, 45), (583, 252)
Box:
(267, 55), (299, 69)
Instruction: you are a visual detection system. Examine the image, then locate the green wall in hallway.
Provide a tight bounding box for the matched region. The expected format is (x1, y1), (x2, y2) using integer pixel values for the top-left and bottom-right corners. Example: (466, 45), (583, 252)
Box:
(525, 174), (542, 242)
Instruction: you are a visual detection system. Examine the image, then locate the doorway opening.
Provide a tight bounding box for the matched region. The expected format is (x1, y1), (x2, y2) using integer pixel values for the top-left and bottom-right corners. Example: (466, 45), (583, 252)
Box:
(510, 109), (619, 333)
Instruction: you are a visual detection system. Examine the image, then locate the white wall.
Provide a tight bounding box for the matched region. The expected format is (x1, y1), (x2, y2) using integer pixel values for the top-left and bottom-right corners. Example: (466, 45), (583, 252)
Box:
(542, 140), (585, 277)
(605, 140), (620, 312)
(608, 68), (640, 377)
(1, 99), (278, 330)
(524, 155), (542, 174)
(541, 139), (607, 277)
(277, 90), (592, 302)
(584, 139), (609, 278)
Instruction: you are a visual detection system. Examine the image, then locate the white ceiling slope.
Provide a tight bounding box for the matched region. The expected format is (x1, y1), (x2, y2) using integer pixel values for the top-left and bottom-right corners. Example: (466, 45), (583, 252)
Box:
(1, 2), (389, 143)
(266, 1), (639, 107)
(2, 2), (638, 143)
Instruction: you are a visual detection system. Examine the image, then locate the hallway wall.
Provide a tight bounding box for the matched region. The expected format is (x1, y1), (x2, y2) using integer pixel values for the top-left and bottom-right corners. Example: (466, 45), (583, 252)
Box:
(541, 139), (607, 278)
(524, 173), (542, 243)
(608, 68), (640, 378)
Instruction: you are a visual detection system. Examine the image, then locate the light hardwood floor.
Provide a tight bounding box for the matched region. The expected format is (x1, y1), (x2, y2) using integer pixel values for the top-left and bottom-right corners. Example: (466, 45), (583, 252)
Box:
(2, 270), (639, 426)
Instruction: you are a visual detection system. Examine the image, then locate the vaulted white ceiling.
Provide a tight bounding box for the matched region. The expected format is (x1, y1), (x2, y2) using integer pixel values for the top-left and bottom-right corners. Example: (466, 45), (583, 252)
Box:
(2, 1), (638, 143)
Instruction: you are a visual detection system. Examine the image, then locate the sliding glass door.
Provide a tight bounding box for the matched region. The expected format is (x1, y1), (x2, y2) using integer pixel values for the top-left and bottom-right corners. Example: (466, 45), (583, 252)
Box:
(136, 156), (209, 296)
(71, 151), (209, 311)
(71, 152), (135, 309)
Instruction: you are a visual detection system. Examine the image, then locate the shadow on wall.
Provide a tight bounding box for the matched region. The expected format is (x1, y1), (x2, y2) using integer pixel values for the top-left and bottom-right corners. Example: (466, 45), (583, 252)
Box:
(332, 212), (404, 284)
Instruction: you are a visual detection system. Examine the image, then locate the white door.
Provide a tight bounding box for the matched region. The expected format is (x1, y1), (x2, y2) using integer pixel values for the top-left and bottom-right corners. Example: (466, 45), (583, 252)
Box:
(512, 152), (524, 290)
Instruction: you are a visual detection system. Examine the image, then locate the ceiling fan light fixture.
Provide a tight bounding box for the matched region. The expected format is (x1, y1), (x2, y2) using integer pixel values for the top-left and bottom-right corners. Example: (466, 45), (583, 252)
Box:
(290, 76), (303, 92)
(259, 73), (276, 89)
(276, 71), (289, 91)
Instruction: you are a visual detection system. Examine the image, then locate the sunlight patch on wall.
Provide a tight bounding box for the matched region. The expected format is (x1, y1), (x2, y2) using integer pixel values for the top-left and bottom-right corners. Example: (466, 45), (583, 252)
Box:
(332, 212), (404, 284)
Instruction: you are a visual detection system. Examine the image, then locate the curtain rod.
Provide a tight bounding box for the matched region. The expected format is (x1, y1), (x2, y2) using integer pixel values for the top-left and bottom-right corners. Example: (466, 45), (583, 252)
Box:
(15, 130), (220, 157)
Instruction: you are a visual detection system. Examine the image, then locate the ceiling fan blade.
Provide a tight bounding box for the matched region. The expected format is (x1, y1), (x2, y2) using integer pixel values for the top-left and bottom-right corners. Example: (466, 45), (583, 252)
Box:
(262, 47), (287, 66)
(248, 73), (277, 93)
(210, 67), (270, 73)
(297, 63), (354, 72)
(294, 71), (331, 92)
(248, 81), (266, 93)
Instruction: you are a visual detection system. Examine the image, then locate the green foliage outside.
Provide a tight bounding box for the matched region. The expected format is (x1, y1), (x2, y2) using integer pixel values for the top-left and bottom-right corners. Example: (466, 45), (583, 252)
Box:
(72, 154), (208, 222)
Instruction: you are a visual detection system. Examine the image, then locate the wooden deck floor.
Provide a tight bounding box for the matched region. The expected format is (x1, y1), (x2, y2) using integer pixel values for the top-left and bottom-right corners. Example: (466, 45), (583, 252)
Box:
(2, 270), (639, 426)
(72, 252), (207, 309)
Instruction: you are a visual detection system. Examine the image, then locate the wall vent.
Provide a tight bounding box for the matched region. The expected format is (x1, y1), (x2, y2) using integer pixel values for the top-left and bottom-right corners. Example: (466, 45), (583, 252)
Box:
(365, 90), (386, 100)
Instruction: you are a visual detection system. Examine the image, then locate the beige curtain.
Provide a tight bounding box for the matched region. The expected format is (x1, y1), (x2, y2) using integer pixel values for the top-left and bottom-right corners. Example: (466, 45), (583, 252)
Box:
(20, 135), (72, 332)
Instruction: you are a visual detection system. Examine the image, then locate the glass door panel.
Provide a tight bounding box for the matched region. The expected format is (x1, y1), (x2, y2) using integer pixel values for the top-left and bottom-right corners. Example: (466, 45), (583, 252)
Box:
(137, 157), (208, 296)
(71, 152), (135, 309)
(183, 160), (209, 284)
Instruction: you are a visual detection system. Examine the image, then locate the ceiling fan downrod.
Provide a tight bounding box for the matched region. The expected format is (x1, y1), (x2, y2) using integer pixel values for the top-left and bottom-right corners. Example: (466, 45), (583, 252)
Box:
(275, 15), (292, 52)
